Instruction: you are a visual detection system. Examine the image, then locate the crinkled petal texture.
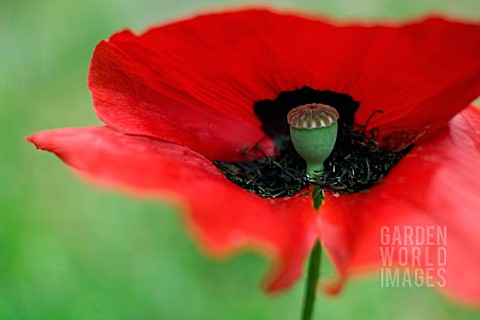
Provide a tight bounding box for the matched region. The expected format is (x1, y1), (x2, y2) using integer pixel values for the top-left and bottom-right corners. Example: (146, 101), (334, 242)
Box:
(89, 10), (480, 155)
(319, 106), (480, 305)
(27, 127), (318, 291)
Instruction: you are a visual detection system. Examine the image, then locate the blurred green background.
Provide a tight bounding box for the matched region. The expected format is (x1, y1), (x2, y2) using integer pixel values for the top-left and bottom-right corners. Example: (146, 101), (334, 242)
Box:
(1, 0), (480, 319)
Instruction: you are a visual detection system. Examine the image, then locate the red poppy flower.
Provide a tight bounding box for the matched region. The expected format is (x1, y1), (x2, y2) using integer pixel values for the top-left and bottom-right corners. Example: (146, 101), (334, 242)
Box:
(28, 9), (480, 305)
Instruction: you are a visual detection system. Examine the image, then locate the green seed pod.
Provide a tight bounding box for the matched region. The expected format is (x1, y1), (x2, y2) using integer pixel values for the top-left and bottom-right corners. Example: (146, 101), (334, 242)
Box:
(287, 103), (339, 179)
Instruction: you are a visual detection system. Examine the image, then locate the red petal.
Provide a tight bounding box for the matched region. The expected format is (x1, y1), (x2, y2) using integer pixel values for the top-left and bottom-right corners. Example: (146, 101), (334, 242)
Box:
(319, 106), (480, 304)
(89, 10), (480, 155)
(27, 127), (318, 291)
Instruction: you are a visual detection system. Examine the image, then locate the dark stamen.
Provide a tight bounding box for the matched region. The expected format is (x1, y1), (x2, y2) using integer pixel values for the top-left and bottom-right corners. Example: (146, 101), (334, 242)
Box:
(214, 143), (308, 198)
(214, 118), (411, 198)
(314, 122), (412, 193)
(213, 88), (412, 198)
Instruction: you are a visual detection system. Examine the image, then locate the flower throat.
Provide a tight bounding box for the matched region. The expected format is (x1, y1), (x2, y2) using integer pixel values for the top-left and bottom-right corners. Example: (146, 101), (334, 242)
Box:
(214, 87), (412, 198)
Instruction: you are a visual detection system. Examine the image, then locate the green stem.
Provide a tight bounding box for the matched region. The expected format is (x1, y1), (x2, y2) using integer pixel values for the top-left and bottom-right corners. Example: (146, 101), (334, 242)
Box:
(301, 185), (324, 320)
(301, 241), (322, 320)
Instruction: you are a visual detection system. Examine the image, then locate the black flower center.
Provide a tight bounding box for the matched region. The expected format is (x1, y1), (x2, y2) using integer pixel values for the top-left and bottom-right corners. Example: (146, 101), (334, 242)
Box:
(214, 87), (412, 198)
